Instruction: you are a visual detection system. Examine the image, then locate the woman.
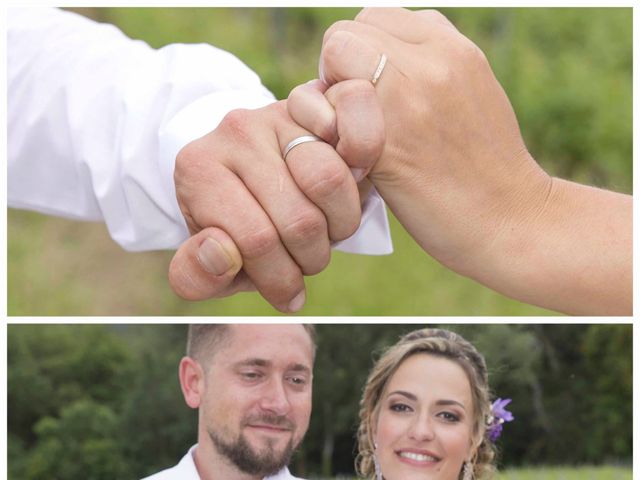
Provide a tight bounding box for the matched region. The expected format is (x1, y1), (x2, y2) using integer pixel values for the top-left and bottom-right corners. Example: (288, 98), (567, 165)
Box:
(356, 328), (512, 480)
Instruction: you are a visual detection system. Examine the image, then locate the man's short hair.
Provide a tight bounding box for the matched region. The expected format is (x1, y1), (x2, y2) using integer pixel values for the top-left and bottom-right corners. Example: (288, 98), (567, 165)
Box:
(186, 324), (316, 367)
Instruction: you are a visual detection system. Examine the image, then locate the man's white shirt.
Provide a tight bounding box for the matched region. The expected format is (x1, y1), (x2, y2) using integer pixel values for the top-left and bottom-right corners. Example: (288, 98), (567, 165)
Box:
(8, 7), (392, 254)
(141, 445), (304, 480)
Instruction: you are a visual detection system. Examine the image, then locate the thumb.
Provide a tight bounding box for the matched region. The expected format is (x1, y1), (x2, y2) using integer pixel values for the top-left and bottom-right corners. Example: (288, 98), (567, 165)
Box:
(168, 227), (255, 301)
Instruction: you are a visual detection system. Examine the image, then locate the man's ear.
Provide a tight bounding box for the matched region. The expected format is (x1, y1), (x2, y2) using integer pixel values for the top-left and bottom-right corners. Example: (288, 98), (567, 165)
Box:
(179, 356), (205, 409)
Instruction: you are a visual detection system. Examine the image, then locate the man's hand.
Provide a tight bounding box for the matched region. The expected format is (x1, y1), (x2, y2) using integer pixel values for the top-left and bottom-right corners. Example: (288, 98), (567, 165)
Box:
(168, 95), (383, 313)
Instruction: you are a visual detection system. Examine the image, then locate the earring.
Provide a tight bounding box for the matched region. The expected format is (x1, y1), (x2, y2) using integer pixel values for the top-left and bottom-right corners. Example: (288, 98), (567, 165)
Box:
(462, 461), (474, 480)
(373, 442), (383, 480)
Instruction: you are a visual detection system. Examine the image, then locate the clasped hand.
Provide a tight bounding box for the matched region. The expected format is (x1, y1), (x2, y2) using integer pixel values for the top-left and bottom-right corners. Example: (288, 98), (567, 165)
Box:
(169, 79), (383, 313)
(169, 7), (530, 313)
(168, 8), (632, 316)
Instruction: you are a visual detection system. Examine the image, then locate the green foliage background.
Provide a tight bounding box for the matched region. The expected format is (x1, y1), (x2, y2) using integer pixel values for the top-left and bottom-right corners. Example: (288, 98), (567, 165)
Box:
(7, 8), (631, 315)
(7, 324), (632, 479)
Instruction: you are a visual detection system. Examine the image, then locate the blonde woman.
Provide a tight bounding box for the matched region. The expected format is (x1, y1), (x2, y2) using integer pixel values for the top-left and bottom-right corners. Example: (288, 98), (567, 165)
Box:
(356, 328), (513, 480)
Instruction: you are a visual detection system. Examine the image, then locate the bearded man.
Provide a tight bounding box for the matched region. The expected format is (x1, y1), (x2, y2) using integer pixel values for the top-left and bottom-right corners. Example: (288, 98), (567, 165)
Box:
(143, 324), (315, 480)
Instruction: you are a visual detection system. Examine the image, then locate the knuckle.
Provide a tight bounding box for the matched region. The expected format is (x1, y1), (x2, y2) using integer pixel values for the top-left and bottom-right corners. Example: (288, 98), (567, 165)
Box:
(467, 43), (488, 66)
(218, 108), (254, 144)
(237, 225), (281, 261)
(339, 78), (368, 98)
(175, 141), (224, 190)
(270, 99), (289, 118)
(287, 83), (306, 103)
(174, 150), (226, 206)
(331, 213), (360, 242)
(175, 141), (204, 175)
(323, 20), (353, 46)
(221, 108), (251, 128)
(354, 7), (374, 22)
(435, 39), (488, 85)
(455, 36), (486, 62)
(322, 30), (354, 71)
(281, 210), (326, 246)
(342, 128), (382, 163)
(418, 9), (453, 29)
(303, 248), (331, 276)
(272, 270), (303, 303)
(426, 9), (448, 22)
(304, 162), (351, 200)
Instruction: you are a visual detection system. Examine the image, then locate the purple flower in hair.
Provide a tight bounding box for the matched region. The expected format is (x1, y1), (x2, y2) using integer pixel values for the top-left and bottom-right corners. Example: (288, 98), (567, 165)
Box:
(486, 398), (514, 442)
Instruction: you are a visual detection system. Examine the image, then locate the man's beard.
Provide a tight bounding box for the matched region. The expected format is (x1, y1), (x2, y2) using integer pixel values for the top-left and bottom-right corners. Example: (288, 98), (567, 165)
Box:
(208, 413), (298, 477)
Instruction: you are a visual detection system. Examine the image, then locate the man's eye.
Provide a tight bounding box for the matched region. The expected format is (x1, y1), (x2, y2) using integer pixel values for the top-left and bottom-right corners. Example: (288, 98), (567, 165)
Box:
(241, 371), (261, 380)
(288, 376), (307, 385)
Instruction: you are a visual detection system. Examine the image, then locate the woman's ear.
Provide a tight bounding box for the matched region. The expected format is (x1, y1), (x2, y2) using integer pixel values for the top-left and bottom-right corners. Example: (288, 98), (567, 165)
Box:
(179, 356), (205, 409)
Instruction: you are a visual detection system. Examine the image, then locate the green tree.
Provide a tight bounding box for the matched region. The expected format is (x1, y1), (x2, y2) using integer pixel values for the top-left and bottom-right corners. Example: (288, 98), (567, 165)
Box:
(581, 324), (632, 460)
(119, 325), (197, 478)
(301, 325), (410, 476)
(8, 325), (131, 445)
(25, 399), (130, 480)
(451, 325), (544, 466)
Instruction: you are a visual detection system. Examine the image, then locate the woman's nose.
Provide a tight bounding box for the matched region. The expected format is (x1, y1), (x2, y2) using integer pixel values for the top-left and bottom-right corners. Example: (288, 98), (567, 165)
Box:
(407, 414), (436, 441)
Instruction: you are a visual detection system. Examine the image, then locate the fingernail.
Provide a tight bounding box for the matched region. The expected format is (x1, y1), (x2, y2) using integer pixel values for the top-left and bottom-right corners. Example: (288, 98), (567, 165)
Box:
(197, 237), (233, 276)
(288, 290), (306, 313)
(350, 168), (366, 183)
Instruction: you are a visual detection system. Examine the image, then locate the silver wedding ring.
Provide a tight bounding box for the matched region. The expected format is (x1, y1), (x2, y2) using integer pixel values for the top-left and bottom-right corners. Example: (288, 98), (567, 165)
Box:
(371, 53), (387, 85)
(283, 135), (322, 161)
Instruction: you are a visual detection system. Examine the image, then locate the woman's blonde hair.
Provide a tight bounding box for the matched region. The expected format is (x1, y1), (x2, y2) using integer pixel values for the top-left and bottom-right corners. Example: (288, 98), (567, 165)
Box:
(355, 328), (496, 479)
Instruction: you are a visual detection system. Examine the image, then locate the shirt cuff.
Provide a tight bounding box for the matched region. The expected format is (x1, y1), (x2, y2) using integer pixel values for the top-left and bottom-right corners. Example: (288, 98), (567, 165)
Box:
(332, 186), (393, 255)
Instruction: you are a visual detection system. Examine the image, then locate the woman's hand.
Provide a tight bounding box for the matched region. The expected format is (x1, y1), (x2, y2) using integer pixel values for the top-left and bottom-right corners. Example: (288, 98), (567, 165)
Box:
(290, 8), (631, 315)
(313, 8), (551, 275)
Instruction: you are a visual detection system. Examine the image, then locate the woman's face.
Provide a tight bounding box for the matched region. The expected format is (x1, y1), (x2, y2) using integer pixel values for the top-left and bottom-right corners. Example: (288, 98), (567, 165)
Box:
(373, 353), (474, 480)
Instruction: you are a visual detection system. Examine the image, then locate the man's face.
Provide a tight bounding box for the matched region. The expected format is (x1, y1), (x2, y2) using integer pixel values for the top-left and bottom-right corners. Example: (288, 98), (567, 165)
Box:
(200, 324), (313, 477)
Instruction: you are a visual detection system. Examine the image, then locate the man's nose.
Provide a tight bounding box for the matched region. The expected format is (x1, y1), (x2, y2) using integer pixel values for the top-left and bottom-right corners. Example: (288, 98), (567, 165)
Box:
(258, 378), (291, 416)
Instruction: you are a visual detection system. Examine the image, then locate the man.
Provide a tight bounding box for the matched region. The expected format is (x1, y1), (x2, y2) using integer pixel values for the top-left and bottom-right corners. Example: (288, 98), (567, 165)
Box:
(142, 324), (314, 480)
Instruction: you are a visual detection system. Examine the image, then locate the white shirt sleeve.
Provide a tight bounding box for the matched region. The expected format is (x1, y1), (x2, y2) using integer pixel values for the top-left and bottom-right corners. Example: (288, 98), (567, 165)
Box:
(8, 7), (392, 254)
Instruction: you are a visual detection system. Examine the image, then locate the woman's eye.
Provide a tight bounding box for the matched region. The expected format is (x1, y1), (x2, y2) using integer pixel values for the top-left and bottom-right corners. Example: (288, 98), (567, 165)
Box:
(438, 411), (460, 422)
(390, 403), (412, 413)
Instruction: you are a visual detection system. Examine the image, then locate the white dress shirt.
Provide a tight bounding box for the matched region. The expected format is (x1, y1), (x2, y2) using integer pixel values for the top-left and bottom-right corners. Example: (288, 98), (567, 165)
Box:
(141, 445), (305, 480)
(8, 7), (392, 254)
